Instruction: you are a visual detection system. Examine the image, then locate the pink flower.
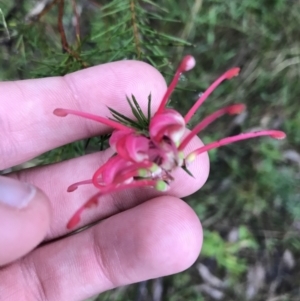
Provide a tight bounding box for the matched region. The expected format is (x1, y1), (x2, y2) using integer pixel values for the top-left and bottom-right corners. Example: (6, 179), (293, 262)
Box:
(53, 55), (286, 229)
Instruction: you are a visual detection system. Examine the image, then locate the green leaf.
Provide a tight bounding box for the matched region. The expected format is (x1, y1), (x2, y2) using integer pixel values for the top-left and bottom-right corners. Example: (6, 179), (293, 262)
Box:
(131, 94), (148, 124)
(126, 95), (145, 125)
(182, 165), (195, 178)
(147, 94), (152, 121)
(108, 107), (141, 129)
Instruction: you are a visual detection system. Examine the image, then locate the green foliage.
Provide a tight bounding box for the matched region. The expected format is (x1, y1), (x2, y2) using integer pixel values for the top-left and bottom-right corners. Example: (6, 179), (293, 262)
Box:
(108, 94), (152, 132)
(0, 0), (190, 79)
(91, 0), (191, 67)
(202, 226), (258, 277)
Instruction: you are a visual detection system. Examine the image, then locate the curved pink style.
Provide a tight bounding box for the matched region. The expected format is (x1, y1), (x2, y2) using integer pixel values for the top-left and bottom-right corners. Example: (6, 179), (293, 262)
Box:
(54, 55), (286, 230)
(184, 68), (241, 123)
(179, 104), (246, 150)
(66, 179), (167, 229)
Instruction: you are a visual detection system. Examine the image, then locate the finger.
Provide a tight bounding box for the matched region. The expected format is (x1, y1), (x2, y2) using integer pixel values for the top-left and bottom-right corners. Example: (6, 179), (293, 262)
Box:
(0, 61), (167, 169)
(0, 176), (51, 266)
(0, 196), (202, 301)
(8, 132), (209, 239)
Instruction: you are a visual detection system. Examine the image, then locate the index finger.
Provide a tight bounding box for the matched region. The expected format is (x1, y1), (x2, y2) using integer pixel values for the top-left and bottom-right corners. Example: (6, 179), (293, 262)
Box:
(0, 61), (167, 170)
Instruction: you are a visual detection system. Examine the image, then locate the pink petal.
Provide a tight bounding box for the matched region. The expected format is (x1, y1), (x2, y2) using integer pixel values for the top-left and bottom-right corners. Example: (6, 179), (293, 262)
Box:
(100, 156), (132, 185)
(124, 134), (150, 162)
(109, 130), (132, 151)
(150, 109), (185, 144)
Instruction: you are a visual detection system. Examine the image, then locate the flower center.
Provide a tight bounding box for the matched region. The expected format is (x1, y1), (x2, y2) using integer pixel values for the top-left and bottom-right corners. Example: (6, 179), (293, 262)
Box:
(148, 136), (181, 172)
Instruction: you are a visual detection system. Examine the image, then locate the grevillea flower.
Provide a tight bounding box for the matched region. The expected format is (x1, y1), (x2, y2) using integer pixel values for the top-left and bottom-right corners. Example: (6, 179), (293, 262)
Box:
(53, 55), (286, 230)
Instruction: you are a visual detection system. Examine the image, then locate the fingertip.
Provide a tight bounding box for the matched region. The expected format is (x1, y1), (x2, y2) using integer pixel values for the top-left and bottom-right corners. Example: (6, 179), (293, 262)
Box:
(95, 195), (202, 285)
(0, 188), (51, 265)
(1, 195), (202, 300)
(135, 196), (203, 274)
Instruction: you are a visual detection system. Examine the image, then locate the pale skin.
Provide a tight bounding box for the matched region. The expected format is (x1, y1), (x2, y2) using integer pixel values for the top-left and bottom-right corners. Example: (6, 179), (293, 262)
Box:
(0, 60), (209, 301)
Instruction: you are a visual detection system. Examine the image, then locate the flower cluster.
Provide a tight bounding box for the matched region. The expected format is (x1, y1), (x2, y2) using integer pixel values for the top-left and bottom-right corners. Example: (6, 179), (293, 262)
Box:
(54, 55), (285, 229)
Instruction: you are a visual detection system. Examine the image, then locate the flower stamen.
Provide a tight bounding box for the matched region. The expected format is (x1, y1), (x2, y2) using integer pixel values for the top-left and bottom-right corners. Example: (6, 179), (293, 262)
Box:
(185, 130), (286, 165)
(184, 68), (240, 123)
(179, 104), (246, 150)
(67, 179), (102, 192)
(155, 55), (196, 115)
(54, 108), (130, 131)
(67, 179), (165, 229)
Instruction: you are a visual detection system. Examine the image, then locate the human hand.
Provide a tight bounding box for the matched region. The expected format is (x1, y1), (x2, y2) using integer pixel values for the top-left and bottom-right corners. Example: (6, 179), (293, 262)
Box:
(0, 61), (209, 301)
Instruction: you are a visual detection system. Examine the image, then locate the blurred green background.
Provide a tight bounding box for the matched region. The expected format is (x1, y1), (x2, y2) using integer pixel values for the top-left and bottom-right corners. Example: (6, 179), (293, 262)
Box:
(1, 0), (299, 300)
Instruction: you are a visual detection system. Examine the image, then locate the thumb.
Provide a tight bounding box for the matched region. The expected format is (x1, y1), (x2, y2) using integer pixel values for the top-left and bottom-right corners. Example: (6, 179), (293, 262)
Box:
(0, 176), (51, 266)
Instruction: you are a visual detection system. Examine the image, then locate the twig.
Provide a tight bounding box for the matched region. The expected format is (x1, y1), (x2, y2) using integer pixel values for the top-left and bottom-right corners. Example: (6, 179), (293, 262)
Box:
(71, 0), (81, 46)
(57, 0), (89, 67)
(130, 0), (142, 59)
(57, 0), (69, 51)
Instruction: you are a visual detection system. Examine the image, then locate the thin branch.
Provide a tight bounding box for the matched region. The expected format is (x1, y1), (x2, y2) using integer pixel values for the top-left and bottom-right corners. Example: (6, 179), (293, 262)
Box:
(57, 0), (89, 68)
(57, 0), (69, 51)
(71, 0), (81, 46)
(130, 0), (142, 59)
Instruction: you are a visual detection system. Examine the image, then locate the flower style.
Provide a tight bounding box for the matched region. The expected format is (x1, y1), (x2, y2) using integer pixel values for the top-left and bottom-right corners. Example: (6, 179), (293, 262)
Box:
(53, 55), (286, 230)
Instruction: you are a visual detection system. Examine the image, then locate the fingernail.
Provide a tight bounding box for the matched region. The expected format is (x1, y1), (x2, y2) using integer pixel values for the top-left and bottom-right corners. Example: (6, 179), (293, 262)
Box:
(0, 176), (36, 208)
